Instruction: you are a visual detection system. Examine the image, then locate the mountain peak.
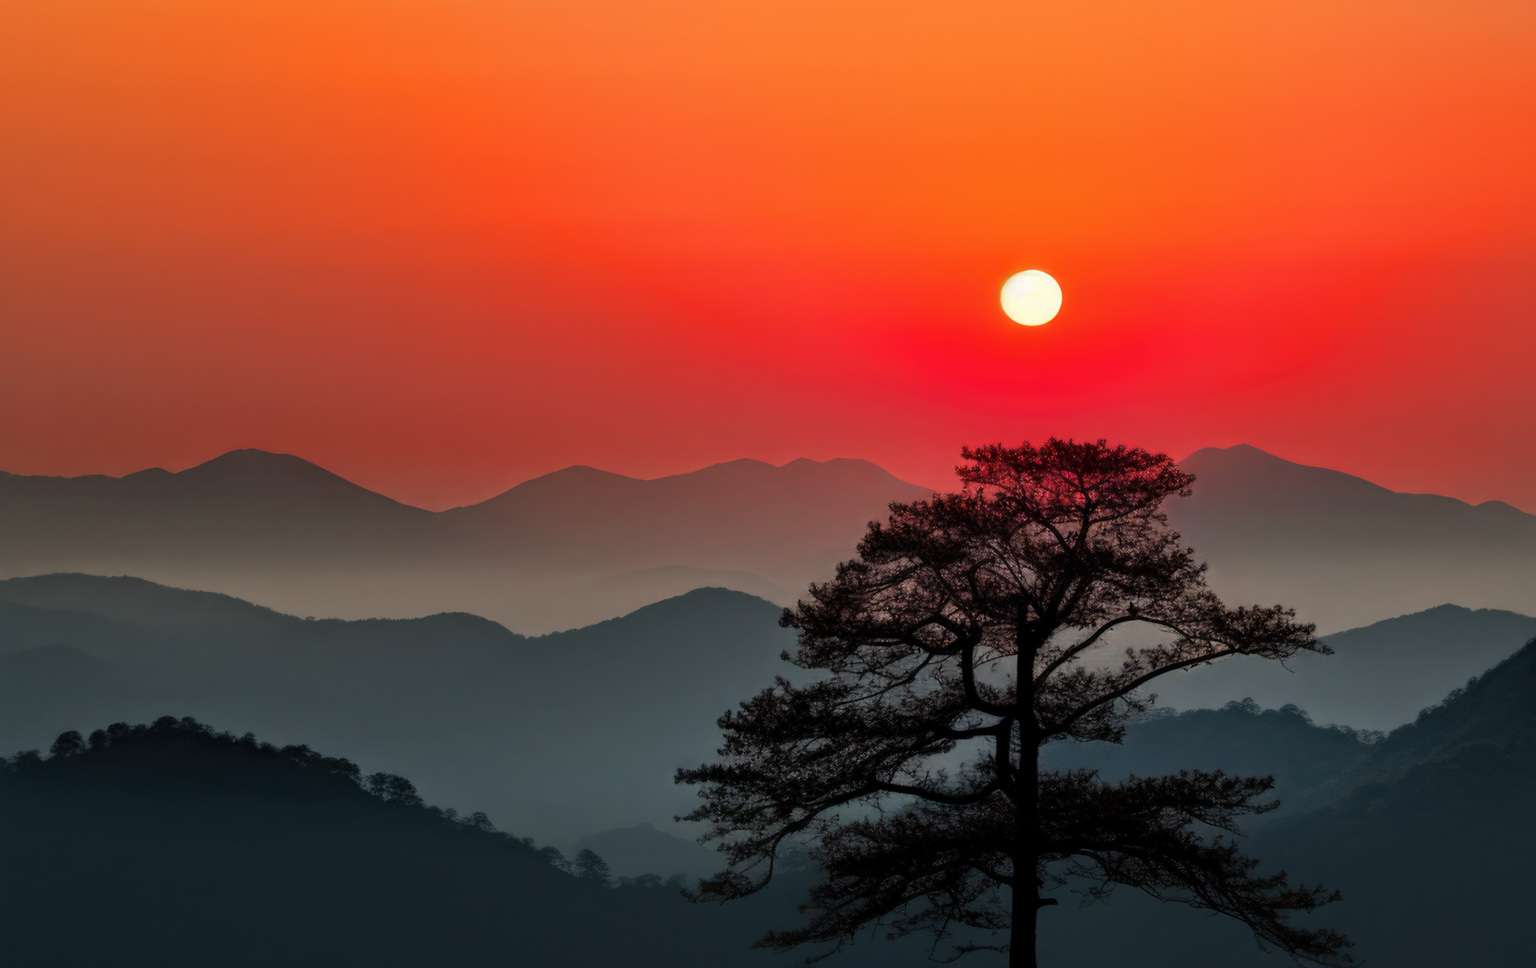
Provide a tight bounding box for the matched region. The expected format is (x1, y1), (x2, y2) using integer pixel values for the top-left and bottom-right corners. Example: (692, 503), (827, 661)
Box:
(477, 464), (639, 505)
(179, 449), (346, 481)
(1180, 443), (1299, 469)
(1187, 442), (1273, 457)
(653, 457), (787, 484)
(167, 450), (421, 512)
(1176, 443), (1394, 502)
(697, 457), (778, 472)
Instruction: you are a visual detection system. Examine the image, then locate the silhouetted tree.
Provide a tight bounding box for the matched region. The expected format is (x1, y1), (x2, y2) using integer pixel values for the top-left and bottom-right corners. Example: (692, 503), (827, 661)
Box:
(465, 811), (496, 831)
(49, 731), (85, 759)
(364, 772), (424, 807)
(678, 439), (1350, 966)
(7, 749), (43, 770)
(573, 848), (612, 887)
(539, 846), (573, 874)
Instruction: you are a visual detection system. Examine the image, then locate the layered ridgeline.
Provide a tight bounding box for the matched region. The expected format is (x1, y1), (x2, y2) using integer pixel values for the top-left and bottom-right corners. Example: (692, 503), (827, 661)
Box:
(0, 450), (929, 633)
(3, 445), (1534, 633)
(0, 717), (995, 968)
(0, 574), (798, 843)
(5, 574), (1535, 847)
(13, 639), (1536, 964)
(1039, 632), (1536, 967)
(1150, 604), (1536, 730)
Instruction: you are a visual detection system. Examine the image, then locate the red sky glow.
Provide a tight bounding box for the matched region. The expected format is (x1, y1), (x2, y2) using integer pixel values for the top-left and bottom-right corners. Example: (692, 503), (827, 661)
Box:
(4, 0), (1535, 510)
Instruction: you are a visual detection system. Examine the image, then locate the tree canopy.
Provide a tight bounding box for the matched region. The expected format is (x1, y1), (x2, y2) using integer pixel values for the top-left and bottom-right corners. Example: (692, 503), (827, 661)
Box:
(678, 439), (1350, 966)
(574, 848), (614, 887)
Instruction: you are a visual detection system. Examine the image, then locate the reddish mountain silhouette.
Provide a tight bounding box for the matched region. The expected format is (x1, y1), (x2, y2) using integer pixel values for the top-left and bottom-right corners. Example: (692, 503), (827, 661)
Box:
(0, 449), (436, 565)
(4, 443), (1533, 632)
(1168, 444), (1536, 633)
(0, 451), (930, 632)
(444, 456), (929, 570)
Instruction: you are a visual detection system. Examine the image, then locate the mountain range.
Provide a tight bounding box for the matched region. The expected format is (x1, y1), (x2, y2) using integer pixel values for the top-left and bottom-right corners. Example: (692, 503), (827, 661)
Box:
(1149, 603), (1536, 730)
(3, 444), (1533, 633)
(0, 450), (927, 633)
(14, 621), (1536, 965)
(1168, 444), (1536, 633)
(0, 574), (798, 842)
(1041, 627), (1536, 966)
(5, 573), (1534, 847)
(10, 442), (1535, 964)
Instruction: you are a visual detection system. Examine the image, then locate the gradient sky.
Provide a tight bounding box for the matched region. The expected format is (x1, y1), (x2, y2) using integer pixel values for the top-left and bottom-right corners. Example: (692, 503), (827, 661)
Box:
(4, 0), (1535, 510)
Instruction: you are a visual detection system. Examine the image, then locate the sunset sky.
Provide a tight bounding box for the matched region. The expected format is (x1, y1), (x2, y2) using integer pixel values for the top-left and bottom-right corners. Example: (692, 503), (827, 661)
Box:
(4, 0), (1534, 510)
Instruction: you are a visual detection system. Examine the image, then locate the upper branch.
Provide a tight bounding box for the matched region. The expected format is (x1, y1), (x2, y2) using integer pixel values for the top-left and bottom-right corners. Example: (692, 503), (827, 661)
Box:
(1040, 604), (1321, 741)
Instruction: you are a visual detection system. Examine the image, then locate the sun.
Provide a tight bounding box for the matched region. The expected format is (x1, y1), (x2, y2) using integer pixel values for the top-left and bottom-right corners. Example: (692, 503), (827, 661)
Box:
(1000, 270), (1062, 326)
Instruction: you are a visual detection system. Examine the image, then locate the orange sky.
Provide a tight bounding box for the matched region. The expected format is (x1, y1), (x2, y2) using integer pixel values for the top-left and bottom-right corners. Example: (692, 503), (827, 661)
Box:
(4, 0), (1535, 509)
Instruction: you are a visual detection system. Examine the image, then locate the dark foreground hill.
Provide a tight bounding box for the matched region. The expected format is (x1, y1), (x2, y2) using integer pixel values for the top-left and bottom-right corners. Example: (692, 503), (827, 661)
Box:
(1039, 634), (1536, 966)
(12, 621), (1536, 964)
(15, 669), (1536, 966)
(1253, 633), (1536, 965)
(0, 717), (1001, 968)
(0, 574), (798, 842)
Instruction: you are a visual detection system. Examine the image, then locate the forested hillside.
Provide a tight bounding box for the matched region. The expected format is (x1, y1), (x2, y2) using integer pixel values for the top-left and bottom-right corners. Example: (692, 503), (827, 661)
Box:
(0, 717), (999, 968)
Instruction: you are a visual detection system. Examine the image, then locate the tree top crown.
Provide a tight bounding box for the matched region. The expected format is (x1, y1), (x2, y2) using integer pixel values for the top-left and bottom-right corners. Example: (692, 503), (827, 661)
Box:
(957, 439), (1193, 525)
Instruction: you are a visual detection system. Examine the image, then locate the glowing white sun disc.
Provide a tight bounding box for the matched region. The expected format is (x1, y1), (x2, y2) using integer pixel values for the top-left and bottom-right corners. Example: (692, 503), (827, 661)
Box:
(1000, 270), (1062, 326)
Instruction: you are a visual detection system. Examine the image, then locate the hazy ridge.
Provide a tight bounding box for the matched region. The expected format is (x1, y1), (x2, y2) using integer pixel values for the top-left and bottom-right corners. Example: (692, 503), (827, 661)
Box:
(10, 599), (1536, 964)
(5, 444), (1534, 634)
(5, 572), (1534, 844)
(7, 444), (1536, 964)
(0, 451), (930, 633)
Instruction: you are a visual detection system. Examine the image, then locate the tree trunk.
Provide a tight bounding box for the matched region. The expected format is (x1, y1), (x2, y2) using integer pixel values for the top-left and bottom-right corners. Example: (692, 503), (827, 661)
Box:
(1010, 783), (1038, 968)
(1011, 604), (1041, 968)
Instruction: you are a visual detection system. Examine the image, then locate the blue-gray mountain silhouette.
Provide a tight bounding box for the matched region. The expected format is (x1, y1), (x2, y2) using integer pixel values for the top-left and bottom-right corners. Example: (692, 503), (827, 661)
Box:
(4, 573), (1532, 846)
(0, 574), (798, 842)
(14, 643), (1536, 965)
(1148, 604), (1536, 730)
(1040, 632), (1536, 965)
(568, 822), (721, 881)
(0, 450), (930, 632)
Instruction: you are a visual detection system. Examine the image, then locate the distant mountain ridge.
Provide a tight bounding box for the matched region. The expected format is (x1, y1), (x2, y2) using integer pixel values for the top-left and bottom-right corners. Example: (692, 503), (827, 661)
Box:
(1174, 444), (1536, 548)
(4, 443), (1535, 633)
(0, 450), (931, 633)
(1150, 603), (1536, 730)
(442, 455), (931, 567)
(1167, 443), (1536, 633)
